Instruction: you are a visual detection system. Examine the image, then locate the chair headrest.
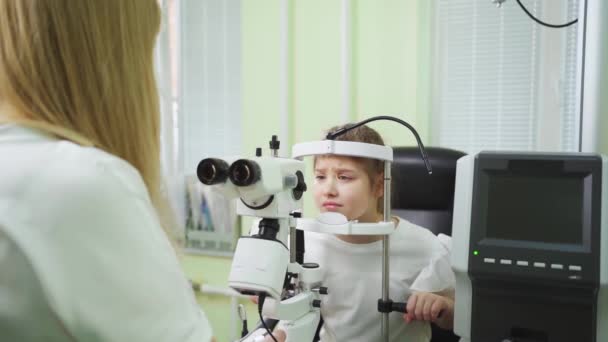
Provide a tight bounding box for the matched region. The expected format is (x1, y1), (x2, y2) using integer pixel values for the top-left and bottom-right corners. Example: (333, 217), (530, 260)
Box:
(391, 146), (466, 210)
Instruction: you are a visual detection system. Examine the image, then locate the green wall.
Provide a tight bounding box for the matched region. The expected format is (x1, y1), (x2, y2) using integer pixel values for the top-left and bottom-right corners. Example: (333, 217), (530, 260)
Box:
(181, 1), (431, 340)
(181, 254), (258, 342)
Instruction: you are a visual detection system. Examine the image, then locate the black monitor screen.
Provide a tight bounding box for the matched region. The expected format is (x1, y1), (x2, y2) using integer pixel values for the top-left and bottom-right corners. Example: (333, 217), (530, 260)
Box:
(485, 172), (585, 245)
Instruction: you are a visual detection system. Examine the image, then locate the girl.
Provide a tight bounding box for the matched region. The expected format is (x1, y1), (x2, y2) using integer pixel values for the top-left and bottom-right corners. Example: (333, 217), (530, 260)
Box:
(305, 123), (455, 341)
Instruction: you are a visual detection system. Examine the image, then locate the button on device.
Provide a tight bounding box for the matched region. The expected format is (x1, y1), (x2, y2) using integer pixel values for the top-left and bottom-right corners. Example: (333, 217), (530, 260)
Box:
(500, 259), (512, 265)
(551, 264), (564, 270)
(569, 265), (582, 271)
(516, 261), (529, 266)
(533, 262), (546, 268)
(483, 258), (496, 264)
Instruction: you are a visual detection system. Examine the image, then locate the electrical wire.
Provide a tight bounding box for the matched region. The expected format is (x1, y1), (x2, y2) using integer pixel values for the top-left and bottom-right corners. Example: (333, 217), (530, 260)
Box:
(258, 294), (278, 342)
(325, 115), (433, 174)
(516, 0), (578, 28)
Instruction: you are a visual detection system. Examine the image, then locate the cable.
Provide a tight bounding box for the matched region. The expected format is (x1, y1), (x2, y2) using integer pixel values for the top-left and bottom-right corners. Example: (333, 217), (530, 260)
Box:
(515, 0), (577, 28)
(258, 294), (278, 342)
(326, 115), (433, 174)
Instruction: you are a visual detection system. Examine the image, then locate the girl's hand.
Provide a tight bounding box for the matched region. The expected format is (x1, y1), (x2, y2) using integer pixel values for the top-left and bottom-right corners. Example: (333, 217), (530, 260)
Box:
(403, 291), (454, 330)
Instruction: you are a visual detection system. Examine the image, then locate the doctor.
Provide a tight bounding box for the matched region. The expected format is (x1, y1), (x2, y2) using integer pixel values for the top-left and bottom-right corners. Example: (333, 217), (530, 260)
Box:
(0, 1), (279, 341)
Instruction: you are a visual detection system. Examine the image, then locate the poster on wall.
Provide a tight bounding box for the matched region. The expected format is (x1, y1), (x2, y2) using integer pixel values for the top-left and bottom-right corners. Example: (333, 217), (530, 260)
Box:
(184, 175), (239, 256)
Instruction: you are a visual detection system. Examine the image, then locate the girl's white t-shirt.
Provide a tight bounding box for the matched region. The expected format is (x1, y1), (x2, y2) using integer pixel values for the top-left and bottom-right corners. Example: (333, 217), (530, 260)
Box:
(0, 124), (213, 342)
(304, 218), (455, 342)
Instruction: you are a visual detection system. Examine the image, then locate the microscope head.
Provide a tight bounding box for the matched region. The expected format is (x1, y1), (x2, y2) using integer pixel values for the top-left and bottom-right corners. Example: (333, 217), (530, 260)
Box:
(197, 156), (306, 218)
(197, 147), (307, 299)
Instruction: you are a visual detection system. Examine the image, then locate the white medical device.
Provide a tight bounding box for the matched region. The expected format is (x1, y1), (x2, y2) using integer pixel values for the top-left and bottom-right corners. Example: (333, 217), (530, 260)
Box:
(198, 136), (322, 342)
(197, 116), (432, 342)
(451, 152), (608, 342)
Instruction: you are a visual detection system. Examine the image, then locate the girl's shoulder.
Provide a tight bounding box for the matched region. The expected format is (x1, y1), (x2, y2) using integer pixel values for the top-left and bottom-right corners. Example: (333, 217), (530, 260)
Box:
(394, 217), (437, 238)
(392, 217), (445, 249)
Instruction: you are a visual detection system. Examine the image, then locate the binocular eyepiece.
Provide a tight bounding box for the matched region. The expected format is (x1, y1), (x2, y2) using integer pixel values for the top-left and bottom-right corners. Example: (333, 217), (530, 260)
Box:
(197, 158), (229, 185)
(197, 158), (261, 187)
(229, 159), (261, 186)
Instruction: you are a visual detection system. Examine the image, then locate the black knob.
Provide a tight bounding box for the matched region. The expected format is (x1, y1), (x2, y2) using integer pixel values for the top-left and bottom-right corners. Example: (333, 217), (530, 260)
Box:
(269, 135), (280, 150)
(391, 302), (407, 313)
(290, 212), (302, 218)
(292, 171), (307, 200)
(256, 148), (262, 157)
(319, 287), (328, 295)
(312, 300), (321, 308)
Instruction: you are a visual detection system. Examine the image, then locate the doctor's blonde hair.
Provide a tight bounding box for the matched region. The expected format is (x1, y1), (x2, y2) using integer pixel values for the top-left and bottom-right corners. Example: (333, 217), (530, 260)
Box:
(0, 1), (176, 239)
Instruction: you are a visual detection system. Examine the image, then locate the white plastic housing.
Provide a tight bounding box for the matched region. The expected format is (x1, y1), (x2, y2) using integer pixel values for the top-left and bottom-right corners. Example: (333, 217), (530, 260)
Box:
(228, 238), (289, 299)
(236, 157), (304, 201)
(237, 191), (301, 219)
(297, 212), (395, 235)
(205, 156), (304, 204)
(292, 140), (393, 162)
(450, 155), (474, 340)
(262, 293), (315, 321)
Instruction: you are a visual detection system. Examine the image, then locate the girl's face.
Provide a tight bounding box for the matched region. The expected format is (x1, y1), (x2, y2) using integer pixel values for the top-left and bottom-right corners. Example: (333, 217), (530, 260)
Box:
(313, 156), (383, 222)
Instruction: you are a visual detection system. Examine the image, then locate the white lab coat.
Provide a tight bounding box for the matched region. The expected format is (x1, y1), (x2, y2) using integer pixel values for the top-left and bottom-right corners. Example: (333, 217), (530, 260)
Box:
(0, 124), (212, 341)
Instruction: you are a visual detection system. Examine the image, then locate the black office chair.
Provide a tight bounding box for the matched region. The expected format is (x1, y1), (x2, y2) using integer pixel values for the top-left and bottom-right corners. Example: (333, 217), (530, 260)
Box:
(391, 146), (466, 342)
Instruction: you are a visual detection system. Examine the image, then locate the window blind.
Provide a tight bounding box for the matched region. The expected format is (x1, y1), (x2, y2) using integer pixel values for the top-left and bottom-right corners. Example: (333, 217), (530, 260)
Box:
(154, 0), (242, 237)
(433, 0), (580, 153)
(560, 0), (580, 151)
(180, 0), (242, 173)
